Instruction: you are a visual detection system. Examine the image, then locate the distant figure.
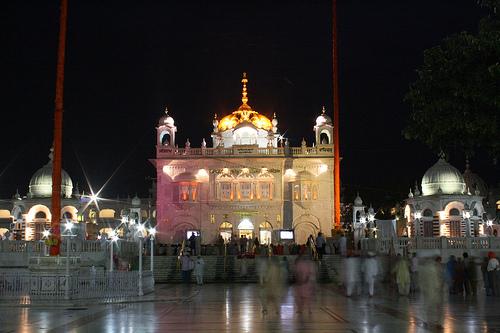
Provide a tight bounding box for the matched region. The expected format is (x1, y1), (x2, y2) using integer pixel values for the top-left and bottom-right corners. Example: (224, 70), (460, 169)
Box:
(256, 256), (268, 285)
(339, 234), (347, 257)
(194, 255), (205, 285)
(294, 255), (316, 313)
(418, 257), (444, 305)
(253, 237), (260, 254)
(446, 255), (457, 294)
(344, 255), (362, 296)
(362, 252), (379, 297)
(410, 253), (419, 294)
(261, 257), (285, 315)
(487, 251), (499, 296)
(462, 252), (472, 295)
(188, 233), (196, 255)
(392, 256), (410, 296)
(280, 256), (289, 283)
(240, 235), (248, 254)
(180, 252), (194, 284)
(315, 232), (326, 260)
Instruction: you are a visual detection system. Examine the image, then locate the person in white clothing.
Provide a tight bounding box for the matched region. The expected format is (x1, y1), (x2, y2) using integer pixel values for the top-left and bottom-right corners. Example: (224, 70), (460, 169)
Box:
(362, 252), (379, 297)
(344, 255), (362, 296)
(339, 234), (347, 257)
(194, 255), (205, 285)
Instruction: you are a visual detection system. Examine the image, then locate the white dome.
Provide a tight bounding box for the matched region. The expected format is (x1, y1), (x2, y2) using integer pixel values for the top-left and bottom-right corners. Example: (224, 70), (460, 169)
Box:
(421, 158), (466, 196)
(315, 114), (331, 126)
(354, 193), (363, 206)
(29, 163), (73, 198)
(131, 195), (141, 206)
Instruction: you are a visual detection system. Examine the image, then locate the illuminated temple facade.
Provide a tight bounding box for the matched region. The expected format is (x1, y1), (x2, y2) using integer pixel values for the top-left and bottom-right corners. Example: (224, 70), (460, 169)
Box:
(153, 74), (336, 244)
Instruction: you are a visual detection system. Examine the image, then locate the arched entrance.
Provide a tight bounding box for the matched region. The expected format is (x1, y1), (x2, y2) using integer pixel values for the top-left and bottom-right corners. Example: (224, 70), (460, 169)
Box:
(219, 221), (233, 243)
(294, 222), (318, 244)
(237, 218), (254, 239)
(259, 221), (272, 245)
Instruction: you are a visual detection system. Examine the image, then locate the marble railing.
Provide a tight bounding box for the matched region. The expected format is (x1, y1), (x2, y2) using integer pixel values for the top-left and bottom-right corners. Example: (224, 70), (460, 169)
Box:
(0, 240), (138, 255)
(0, 270), (154, 299)
(361, 237), (500, 254)
(157, 145), (334, 157)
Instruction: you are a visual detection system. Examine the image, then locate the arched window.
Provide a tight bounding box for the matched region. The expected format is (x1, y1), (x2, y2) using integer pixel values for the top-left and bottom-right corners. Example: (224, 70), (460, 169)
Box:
(473, 208), (478, 216)
(35, 211), (46, 219)
(62, 211), (73, 219)
(160, 132), (170, 146)
(320, 132), (330, 144)
(423, 209), (433, 217)
(449, 208), (460, 216)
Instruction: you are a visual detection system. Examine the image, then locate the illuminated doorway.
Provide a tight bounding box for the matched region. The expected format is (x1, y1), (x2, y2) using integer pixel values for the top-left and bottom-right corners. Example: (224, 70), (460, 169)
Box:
(237, 218), (254, 238)
(259, 221), (272, 245)
(219, 221), (233, 243)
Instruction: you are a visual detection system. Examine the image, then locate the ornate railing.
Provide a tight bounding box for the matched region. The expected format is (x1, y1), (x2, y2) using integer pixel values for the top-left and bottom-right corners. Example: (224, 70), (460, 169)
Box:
(157, 145), (334, 158)
(0, 240), (138, 255)
(0, 271), (154, 299)
(361, 237), (500, 254)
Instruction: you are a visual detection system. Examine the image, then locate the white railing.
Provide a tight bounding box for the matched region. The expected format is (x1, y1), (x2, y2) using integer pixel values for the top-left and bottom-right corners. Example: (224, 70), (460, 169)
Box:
(0, 271), (154, 299)
(157, 145), (334, 157)
(361, 237), (500, 254)
(0, 240), (138, 255)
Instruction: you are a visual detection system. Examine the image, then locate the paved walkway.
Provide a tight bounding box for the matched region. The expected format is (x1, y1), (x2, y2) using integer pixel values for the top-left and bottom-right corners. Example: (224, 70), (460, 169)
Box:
(1, 283), (500, 332)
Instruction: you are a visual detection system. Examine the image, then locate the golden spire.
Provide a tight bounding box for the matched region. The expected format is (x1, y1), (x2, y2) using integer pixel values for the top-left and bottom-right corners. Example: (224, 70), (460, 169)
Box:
(241, 72), (248, 105)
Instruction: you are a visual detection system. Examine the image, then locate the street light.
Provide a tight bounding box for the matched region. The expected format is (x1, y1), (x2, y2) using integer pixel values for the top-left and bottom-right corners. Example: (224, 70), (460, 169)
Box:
(108, 229), (118, 272)
(62, 220), (76, 300)
(148, 227), (156, 275)
(135, 223), (145, 296)
(42, 230), (50, 256)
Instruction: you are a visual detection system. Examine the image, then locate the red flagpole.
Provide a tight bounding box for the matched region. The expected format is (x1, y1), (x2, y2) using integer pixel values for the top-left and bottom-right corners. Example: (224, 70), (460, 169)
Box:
(51, 0), (68, 255)
(332, 0), (341, 229)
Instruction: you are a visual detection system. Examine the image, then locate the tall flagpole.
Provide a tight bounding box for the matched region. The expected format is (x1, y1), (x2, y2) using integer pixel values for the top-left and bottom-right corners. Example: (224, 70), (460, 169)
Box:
(332, 0), (341, 229)
(51, 0), (68, 255)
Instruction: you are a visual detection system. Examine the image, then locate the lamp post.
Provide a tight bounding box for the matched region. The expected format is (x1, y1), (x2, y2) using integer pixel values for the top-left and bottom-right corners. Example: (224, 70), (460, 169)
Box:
(42, 230), (50, 256)
(148, 227), (156, 274)
(137, 223), (145, 296)
(463, 210), (471, 237)
(109, 229), (118, 272)
(62, 220), (75, 300)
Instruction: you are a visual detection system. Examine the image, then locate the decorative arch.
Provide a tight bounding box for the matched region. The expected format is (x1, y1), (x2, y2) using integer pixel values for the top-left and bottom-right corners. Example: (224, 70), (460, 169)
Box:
(319, 130), (331, 144)
(293, 214), (320, 244)
(159, 131), (171, 146)
(423, 209), (433, 217)
(449, 208), (460, 216)
(172, 222), (197, 242)
(27, 205), (51, 222)
(61, 206), (78, 221)
(444, 201), (465, 217)
(99, 209), (116, 219)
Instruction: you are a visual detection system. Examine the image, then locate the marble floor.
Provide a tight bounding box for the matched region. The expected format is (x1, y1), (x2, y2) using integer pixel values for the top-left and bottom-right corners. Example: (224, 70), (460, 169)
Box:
(1, 283), (499, 333)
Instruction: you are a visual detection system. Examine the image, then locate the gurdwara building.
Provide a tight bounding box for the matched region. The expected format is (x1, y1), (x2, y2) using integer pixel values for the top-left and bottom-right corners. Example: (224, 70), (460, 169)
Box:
(152, 74), (336, 244)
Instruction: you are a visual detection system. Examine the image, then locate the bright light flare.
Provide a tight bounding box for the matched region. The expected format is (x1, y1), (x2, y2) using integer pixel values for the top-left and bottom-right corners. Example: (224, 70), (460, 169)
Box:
(65, 221), (74, 231)
(109, 229), (117, 238)
(42, 230), (50, 238)
(148, 227), (156, 237)
(137, 224), (145, 233)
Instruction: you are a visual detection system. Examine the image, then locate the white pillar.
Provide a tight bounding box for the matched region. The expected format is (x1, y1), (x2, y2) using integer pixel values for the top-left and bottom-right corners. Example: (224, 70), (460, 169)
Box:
(150, 237), (154, 272)
(109, 241), (114, 272)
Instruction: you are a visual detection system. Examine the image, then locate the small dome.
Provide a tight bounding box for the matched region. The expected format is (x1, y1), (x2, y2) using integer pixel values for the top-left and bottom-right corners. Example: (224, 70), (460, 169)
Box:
(29, 163), (73, 198)
(463, 164), (488, 196)
(159, 107), (175, 126)
(354, 193), (363, 206)
(421, 158), (466, 196)
(315, 106), (332, 126)
(131, 195), (141, 207)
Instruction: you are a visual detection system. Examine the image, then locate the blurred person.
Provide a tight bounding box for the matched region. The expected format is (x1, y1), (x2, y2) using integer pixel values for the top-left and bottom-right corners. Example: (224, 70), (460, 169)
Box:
(487, 251), (499, 296)
(339, 234), (347, 257)
(418, 257), (444, 304)
(256, 256), (269, 285)
(180, 251), (194, 284)
(454, 257), (465, 295)
(194, 255), (205, 285)
(410, 253), (419, 294)
(280, 256), (289, 283)
(481, 256), (491, 295)
(240, 256), (248, 279)
(462, 252), (472, 295)
(392, 255), (411, 296)
(344, 254), (362, 296)
(261, 257), (285, 315)
(315, 232), (326, 260)
(294, 254), (316, 314)
(362, 252), (379, 297)
(445, 255), (457, 294)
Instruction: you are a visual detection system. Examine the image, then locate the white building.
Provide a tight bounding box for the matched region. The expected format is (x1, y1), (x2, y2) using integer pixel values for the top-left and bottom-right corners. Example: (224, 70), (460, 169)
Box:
(153, 73), (336, 244)
(405, 157), (487, 237)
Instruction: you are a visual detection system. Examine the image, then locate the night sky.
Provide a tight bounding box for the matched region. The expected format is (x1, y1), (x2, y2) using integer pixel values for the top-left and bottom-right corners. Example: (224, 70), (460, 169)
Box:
(1, 0), (496, 206)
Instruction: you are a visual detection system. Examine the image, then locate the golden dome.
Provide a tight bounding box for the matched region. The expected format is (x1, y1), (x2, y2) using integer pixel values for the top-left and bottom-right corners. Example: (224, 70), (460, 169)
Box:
(217, 73), (273, 132)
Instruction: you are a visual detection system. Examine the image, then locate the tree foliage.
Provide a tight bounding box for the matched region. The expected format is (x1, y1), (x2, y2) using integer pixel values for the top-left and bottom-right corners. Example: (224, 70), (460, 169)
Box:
(404, 1), (500, 159)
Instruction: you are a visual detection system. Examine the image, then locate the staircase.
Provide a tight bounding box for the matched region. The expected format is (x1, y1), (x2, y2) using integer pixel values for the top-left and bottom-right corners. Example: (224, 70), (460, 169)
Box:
(143, 254), (345, 284)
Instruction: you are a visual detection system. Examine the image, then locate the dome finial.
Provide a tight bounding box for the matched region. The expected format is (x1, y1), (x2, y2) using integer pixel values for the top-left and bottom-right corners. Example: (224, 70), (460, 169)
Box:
(322, 106), (326, 114)
(164, 106), (168, 115)
(438, 150), (446, 160)
(48, 147), (54, 163)
(241, 72), (249, 105)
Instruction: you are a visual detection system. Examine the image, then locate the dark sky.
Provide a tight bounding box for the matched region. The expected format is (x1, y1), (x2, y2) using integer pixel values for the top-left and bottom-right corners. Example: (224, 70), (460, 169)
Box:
(1, 0), (496, 206)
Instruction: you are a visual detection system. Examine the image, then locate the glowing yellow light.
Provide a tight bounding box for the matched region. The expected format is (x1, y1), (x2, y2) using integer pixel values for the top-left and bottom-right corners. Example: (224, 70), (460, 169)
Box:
(318, 164), (328, 174)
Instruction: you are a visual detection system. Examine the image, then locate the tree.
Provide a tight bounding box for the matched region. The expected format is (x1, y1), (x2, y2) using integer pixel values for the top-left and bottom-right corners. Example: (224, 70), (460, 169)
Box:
(404, 0), (500, 160)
